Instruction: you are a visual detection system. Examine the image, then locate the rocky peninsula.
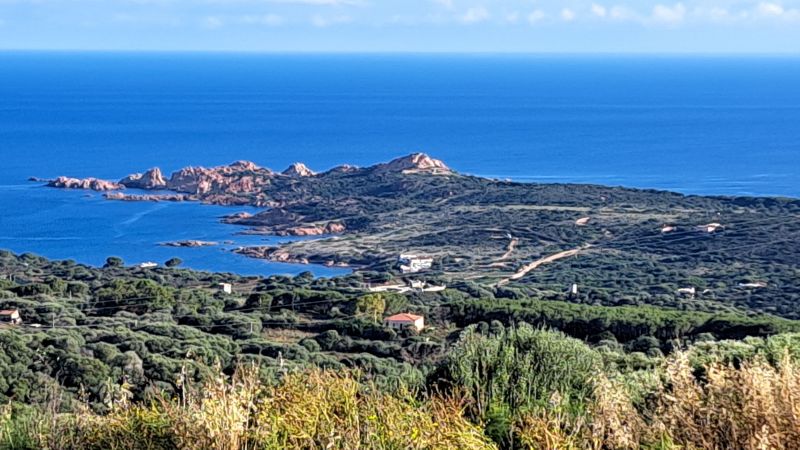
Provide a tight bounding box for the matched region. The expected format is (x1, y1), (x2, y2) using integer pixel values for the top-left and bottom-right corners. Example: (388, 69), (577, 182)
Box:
(42, 153), (800, 316)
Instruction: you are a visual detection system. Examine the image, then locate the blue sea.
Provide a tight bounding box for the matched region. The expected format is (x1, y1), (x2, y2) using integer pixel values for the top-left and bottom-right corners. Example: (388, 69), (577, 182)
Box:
(1, 53), (799, 275)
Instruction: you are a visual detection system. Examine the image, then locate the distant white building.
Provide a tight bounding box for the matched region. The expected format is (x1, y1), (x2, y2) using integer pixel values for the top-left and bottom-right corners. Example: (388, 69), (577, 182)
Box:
(367, 280), (446, 294)
(678, 287), (697, 297)
(0, 309), (21, 325)
(367, 283), (409, 293)
(218, 283), (233, 294)
(699, 223), (724, 233)
(569, 283), (579, 296)
(410, 280), (426, 289)
(739, 281), (768, 289)
(398, 254), (433, 274)
(384, 313), (425, 332)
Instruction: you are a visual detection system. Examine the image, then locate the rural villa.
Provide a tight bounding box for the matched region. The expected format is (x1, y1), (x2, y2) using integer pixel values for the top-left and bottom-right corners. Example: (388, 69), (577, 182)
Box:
(383, 313), (425, 332)
(0, 309), (22, 325)
(398, 254), (433, 274)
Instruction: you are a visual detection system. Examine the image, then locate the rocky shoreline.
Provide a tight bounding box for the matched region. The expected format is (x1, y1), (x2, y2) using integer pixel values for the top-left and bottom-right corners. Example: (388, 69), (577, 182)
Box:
(38, 153), (452, 270)
(160, 240), (219, 248)
(232, 245), (352, 268)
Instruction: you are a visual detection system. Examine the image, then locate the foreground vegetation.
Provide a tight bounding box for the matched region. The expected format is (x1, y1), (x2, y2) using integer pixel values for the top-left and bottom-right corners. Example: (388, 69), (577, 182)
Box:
(2, 251), (800, 448)
(3, 327), (800, 449)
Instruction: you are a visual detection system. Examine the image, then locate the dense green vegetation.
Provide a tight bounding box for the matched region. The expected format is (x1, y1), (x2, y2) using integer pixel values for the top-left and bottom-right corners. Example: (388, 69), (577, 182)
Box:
(4, 324), (800, 449)
(0, 250), (795, 407)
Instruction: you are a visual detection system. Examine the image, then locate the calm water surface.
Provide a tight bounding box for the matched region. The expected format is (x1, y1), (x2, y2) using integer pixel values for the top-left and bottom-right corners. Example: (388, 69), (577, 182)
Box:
(1, 53), (798, 274)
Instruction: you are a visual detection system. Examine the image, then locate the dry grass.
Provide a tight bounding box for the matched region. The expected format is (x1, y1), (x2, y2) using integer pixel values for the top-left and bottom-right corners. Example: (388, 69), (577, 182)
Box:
(4, 353), (800, 449)
(513, 352), (800, 450)
(0, 366), (495, 450)
(653, 351), (800, 450)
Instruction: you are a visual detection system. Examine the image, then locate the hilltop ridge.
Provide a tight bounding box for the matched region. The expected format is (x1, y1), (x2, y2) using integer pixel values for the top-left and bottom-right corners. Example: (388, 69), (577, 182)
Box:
(45, 152), (453, 196)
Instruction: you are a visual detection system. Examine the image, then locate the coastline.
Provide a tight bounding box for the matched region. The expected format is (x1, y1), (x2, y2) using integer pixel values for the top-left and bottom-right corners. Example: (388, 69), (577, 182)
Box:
(30, 154), (800, 290)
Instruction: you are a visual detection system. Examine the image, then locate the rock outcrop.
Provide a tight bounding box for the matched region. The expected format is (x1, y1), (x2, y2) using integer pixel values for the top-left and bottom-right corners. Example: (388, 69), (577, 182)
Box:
(160, 240), (218, 248)
(105, 192), (192, 202)
(326, 164), (359, 174)
(161, 161), (271, 196)
(48, 177), (123, 191)
(277, 222), (346, 236)
(373, 153), (452, 175)
(233, 246), (309, 265)
(120, 168), (167, 190)
(282, 163), (316, 177)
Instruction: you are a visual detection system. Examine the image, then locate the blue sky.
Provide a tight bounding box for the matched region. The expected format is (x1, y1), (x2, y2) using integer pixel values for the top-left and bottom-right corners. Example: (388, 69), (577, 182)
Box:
(0, 0), (798, 52)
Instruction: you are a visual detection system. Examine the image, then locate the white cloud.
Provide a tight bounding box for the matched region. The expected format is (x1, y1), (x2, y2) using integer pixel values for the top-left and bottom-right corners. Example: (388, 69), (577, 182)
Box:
(505, 11), (520, 24)
(430, 0), (454, 9)
(241, 14), (284, 26)
(527, 9), (545, 24)
(310, 14), (351, 27)
(757, 2), (784, 16)
(691, 6), (734, 22)
(708, 7), (731, 20)
(459, 6), (489, 24)
(591, 3), (607, 18)
(652, 3), (686, 24)
(561, 8), (576, 21)
(609, 5), (640, 21)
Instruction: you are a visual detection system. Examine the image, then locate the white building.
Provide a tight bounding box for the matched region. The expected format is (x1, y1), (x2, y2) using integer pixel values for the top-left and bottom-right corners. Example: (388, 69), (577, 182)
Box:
(677, 287), (697, 297)
(218, 283), (233, 294)
(384, 313), (425, 332)
(699, 223), (724, 233)
(0, 309), (22, 325)
(398, 254), (433, 274)
(739, 281), (768, 289)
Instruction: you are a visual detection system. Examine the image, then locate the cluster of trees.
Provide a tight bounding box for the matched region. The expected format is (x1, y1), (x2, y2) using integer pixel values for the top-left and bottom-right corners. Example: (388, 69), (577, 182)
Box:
(447, 299), (800, 350)
(1, 249), (799, 423)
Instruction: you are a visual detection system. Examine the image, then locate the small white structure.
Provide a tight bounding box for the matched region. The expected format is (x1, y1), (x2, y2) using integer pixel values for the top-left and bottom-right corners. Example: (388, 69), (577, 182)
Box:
(410, 280), (426, 289)
(739, 281), (768, 289)
(0, 309), (21, 325)
(384, 313), (425, 332)
(569, 283), (579, 296)
(139, 262), (158, 269)
(575, 217), (591, 226)
(677, 287), (697, 297)
(368, 280), (447, 294)
(368, 283), (410, 293)
(399, 254), (433, 274)
(218, 283), (233, 294)
(699, 223), (724, 233)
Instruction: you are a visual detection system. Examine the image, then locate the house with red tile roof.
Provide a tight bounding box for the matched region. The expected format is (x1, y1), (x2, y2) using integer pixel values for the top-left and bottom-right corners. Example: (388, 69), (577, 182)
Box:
(383, 313), (424, 332)
(0, 309), (21, 325)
